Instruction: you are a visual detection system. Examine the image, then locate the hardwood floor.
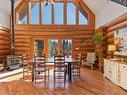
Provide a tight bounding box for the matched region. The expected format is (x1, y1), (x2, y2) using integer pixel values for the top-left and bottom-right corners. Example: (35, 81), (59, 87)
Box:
(0, 68), (126, 95)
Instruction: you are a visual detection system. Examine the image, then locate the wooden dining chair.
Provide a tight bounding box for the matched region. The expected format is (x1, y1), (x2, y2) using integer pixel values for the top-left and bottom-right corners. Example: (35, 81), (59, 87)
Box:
(34, 54), (49, 83)
(23, 60), (32, 80)
(54, 55), (66, 88)
(0, 59), (4, 71)
(71, 55), (81, 78)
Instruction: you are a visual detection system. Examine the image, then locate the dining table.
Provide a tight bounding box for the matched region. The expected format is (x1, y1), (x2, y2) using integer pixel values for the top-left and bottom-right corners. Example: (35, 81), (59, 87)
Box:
(31, 57), (78, 82)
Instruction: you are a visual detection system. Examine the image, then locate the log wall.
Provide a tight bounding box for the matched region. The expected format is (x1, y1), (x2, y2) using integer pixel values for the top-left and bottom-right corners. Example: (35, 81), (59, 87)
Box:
(106, 13), (127, 57)
(14, 0), (95, 59)
(14, 29), (95, 59)
(0, 26), (11, 60)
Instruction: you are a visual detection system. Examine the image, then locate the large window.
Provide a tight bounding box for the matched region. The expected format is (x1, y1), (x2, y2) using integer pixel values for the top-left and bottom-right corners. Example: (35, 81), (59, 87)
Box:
(42, 3), (52, 24)
(29, 2), (40, 24)
(16, 1), (89, 25)
(16, 5), (27, 24)
(54, 2), (64, 24)
(67, 3), (76, 25)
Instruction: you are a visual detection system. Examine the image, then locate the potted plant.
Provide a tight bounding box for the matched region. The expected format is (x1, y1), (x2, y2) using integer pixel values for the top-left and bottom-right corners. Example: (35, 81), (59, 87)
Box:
(92, 32), (106, 72)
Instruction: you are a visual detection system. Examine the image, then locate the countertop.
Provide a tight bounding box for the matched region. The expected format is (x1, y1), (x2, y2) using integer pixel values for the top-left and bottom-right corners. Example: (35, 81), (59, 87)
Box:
(104, 58), (127, 65)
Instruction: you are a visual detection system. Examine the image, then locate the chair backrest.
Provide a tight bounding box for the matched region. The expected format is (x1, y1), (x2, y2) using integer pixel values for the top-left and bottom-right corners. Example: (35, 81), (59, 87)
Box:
(22, 53), (28, 60)
(54, 55), (65, 67)
(86, 53), (96, 62)
(34, 54), (46, 67)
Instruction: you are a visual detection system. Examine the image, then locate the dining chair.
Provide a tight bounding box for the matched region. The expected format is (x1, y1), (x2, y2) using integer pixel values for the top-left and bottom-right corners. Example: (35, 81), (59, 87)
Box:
(54, 55), (66, 88)
(0, 59), (4, 71)
(34, 54), (49, 83)
(82, 53), (96, 69)
(71, 55), (81, 78)
(23, 60), (32, 80)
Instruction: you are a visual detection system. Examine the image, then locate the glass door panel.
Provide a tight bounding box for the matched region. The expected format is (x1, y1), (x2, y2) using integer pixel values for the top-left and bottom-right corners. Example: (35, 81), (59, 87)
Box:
(48, 40), (58, 59)
(34, 40), (44, 57)
(62, 40), (72, 58)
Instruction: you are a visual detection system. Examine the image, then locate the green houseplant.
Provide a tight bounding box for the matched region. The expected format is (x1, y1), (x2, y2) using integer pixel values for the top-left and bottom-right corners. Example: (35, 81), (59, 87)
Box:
(92, 32), (104, 44)
(91, 32), (106, 72)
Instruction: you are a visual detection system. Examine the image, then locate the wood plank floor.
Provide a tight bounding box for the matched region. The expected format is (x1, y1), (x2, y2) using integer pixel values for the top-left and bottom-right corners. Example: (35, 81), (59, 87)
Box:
(0, 68), (126, 95)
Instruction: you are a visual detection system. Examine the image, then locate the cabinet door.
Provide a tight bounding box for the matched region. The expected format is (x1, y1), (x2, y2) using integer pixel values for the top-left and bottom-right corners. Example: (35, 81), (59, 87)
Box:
(119, 64), (127, 90)
(104, 59), (111, 79)
(111, 61), (118, 85)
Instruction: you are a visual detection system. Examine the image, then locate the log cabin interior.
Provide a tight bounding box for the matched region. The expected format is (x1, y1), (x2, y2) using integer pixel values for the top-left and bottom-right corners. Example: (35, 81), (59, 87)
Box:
(0, 0), (127, 95)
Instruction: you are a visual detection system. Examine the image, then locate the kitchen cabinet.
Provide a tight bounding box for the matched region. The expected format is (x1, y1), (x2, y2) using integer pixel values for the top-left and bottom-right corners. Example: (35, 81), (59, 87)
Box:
(119, 63), (127, 90)
(104, 59), (127, 90)
(104, 59), (111, 79)
(110, 61), (119, 85)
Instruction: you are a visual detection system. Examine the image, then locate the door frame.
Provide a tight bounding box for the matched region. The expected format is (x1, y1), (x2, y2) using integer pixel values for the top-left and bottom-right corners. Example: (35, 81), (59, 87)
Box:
(31, 36), (74, 59)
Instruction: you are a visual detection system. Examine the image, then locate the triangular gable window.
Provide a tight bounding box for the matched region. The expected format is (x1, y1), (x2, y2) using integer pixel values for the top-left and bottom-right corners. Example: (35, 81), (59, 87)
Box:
(16, 4), (27, 24)
(79, 6), (88, 25)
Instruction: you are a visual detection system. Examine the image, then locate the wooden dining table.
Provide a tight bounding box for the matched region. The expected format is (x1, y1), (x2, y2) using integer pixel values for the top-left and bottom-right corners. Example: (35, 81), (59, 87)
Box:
(31, 58), (78, 82)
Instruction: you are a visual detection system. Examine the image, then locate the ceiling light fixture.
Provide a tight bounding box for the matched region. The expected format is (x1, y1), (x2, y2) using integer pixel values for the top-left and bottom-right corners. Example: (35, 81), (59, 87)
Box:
(44, 0), (54, 6)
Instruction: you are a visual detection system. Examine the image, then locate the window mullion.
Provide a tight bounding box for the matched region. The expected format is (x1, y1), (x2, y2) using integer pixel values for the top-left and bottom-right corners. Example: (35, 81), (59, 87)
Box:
(52, 4), (54, 24)
(40, 0), (42, 24)
(76, 1), (79, 25)
(64, 0), (67, 25)
(27, 1), (30, 24)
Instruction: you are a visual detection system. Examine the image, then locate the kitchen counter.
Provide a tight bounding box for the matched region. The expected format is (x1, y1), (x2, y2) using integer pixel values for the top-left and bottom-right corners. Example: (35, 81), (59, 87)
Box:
(104, 58), (127, 65)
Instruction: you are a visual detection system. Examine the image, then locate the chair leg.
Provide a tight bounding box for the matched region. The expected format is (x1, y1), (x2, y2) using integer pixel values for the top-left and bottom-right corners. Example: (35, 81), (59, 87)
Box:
(35, 72), (36, 83)
(54, 71), (55, 88)
(48, 69), (49, 80)
(23, 68), (24, 79)
(79, 68), (80, 78)
(91, 64), (93, 70)
(44, 72), (46, 84)
(64, 71), (66, 88)
(82, 61), (84, 68)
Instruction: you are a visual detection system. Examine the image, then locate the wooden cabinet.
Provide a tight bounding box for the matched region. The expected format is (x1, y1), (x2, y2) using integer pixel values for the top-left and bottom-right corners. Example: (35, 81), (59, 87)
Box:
(119, 63), (127, 89)
(104, 59), (111, 79)
(110, 61), (119, 85)
(104, 59), (127, 90)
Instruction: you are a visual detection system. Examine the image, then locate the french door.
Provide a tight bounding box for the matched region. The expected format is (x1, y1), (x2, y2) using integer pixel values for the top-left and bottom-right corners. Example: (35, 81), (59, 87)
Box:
(34, 40), (45, 56)
(62, 39), (72, 58)
(48, 40), (58, 59)
(32, 38), (72, 59)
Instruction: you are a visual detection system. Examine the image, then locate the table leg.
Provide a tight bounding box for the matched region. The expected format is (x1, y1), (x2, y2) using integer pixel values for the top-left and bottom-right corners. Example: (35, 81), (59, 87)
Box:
(32, 62), (35, 82)
(68, 62), (72, 82)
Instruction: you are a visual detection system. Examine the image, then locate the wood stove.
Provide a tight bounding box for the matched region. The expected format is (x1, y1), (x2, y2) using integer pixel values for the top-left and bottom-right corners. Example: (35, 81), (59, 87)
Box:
(6, 55), (22, 70)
